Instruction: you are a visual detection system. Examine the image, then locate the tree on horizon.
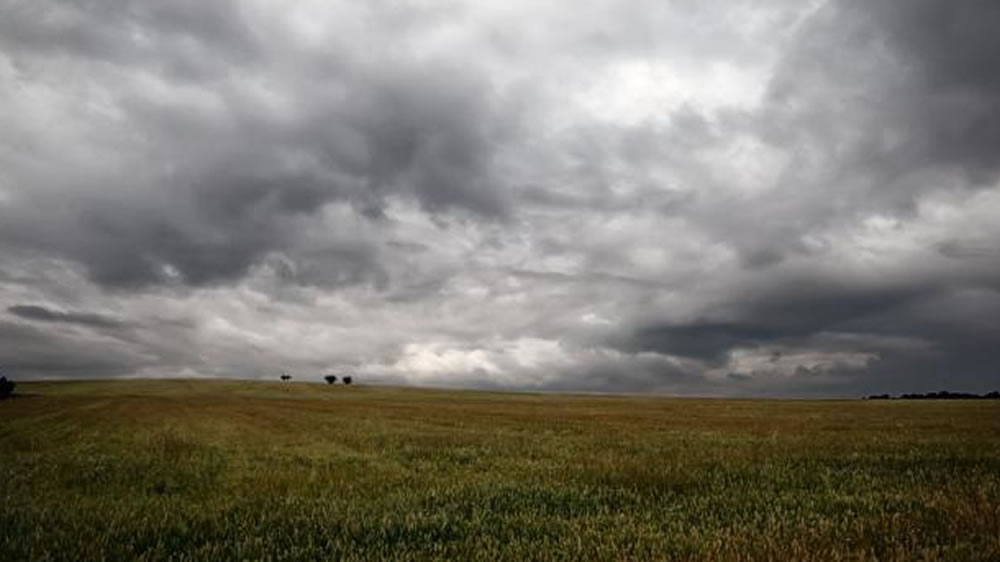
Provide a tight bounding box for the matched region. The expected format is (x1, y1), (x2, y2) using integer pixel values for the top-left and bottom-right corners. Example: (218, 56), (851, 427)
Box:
(0, 375), (14, 400)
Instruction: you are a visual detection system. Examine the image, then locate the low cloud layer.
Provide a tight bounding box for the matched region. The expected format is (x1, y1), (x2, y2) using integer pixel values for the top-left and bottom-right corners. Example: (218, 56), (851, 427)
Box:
(1, 0), (999, 395)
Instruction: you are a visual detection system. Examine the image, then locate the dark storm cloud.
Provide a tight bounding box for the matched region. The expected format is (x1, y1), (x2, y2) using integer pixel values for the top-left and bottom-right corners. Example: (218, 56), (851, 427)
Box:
(869, 0), (1000, 180)
(1, 0), (999, 395)
(659, 0), (1000, 272)
(625, 273), (931, 361)
(0, 321), (145, 378)
(766, 0), (1000, 196)
(599, 0), (1000, 393)
(0, 0), (515, 289)
(822, 286), (1000, 395)
(622, 264), (1000, 393)
(8, 304), (126, 329)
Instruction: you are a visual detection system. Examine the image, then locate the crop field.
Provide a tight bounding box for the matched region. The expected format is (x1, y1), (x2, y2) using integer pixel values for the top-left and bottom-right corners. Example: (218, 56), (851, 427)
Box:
(1, 380), (999, 561)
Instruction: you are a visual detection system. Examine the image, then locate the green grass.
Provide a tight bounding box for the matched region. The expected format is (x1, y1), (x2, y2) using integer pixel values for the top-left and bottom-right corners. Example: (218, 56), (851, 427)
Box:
(2, 380), (999, 561)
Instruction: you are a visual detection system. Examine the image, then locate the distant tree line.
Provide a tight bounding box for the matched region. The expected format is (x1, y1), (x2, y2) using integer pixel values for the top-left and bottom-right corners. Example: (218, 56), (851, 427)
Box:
(867, 391), (1000, 400)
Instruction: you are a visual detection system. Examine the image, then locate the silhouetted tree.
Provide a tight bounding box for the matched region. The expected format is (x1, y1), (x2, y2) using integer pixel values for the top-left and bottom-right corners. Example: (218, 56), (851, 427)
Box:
(342, 376), (353, 385)
(280, 373), (292, 381)
(324, 375), (337, 384)
(0, 376), (14, 400)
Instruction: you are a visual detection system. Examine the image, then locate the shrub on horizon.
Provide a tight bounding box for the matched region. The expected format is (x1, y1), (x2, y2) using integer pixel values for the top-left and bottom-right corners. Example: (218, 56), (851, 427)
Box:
(0, 376), (14, 400)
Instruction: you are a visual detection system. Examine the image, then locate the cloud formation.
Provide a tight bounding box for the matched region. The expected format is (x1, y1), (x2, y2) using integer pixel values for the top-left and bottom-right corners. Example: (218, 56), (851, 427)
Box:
(8, 304), (126, 329)
(1, 0), (999, 395)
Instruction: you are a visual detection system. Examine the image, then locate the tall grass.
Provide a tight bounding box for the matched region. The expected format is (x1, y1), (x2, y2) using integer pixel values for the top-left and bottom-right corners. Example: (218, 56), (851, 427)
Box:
(2, 380), (999, 560)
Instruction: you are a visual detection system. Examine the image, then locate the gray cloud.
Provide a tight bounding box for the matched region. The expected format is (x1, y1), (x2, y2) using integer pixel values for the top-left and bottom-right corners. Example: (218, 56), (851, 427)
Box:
(0, 320), (145, 378)
(8, 304), (126, 329)
(1, 0), (518, 289)
(1, 0), (999, 395)
(591, 0), (1000, 395)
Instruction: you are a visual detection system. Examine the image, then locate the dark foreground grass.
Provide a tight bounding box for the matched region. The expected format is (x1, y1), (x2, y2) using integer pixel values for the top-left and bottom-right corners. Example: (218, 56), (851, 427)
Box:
(2, 380), (999, 561)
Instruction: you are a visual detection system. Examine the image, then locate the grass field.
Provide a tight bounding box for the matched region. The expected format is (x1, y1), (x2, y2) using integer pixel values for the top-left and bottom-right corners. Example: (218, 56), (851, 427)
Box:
(2, 380), (999, 561)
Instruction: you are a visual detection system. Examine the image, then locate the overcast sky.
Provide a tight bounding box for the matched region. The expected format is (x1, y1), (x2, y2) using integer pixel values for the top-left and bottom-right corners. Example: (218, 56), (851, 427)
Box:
(2, 0), (999, 396)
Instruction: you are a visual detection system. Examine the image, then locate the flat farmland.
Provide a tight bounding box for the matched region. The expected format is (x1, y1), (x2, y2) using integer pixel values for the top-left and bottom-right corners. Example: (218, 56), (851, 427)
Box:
(1, 380), (998, 561)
